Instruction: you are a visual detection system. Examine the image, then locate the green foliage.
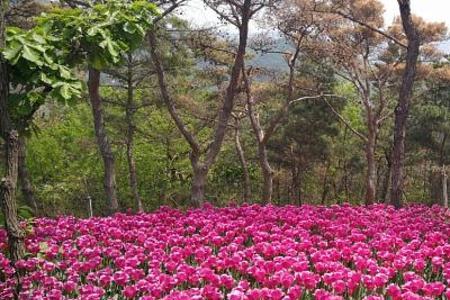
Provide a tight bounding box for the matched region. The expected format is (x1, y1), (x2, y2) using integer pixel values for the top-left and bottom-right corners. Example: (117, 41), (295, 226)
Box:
(3, 25), (82, 119)
(334, 82), (365, 133)
(36, 0), (159, 69)
(210, 143), (258, 203)
(26, 104), (102, 215)
(17, 205), (34, 220)
(0, 205), (34, 226)
(25, 102), (193, 215)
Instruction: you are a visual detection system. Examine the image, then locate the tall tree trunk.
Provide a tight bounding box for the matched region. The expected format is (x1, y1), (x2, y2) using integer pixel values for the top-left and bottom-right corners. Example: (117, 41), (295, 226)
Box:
(380, 149), (392, 203)
(258, 144), (273, 204)
(321, 163), (330, 205)
(125, 55), (143, 213)
(365, 125), (377, 205)
(88, 68), (119, 213)
(274, 163), (281, 204)
(292, 164), (302, 205)
(18, 136), (38, 214)
(1, 131), (25, 263)
(197, 2), (251, 204)
(190, 161), (208, 208)
(234, 122), (251, 203)
(390, 0), (420, 208)
(246, 102), (275, 204)
(126, 136), (142, 212)
(0, 0), (25, 264)
(430, 169), (441, 205)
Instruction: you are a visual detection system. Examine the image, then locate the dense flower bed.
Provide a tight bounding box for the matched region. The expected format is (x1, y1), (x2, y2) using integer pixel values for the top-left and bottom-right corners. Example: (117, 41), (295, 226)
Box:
(0, 204), (449, 300)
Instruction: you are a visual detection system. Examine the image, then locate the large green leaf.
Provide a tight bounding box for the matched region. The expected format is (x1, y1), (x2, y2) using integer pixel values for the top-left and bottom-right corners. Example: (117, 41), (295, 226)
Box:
(123, 22), (136, 34)
(59, 84), (72, 100)
(3, 41), (22, 64)
(22, 45), (44, 66)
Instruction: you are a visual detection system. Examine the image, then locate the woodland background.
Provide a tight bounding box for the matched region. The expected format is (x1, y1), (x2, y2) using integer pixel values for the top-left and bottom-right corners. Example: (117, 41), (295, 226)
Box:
(1, 0), (450, 219)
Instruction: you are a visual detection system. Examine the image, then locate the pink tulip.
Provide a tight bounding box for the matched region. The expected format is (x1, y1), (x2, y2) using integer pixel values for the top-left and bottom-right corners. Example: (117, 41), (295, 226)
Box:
(0, 204), (448, 300)
(123, 285), (137, 298)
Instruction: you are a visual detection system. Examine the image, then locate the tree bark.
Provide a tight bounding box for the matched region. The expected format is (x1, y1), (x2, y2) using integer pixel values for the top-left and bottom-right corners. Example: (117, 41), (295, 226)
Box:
(1, 130), (25, 263)
(365, 124), (377, 205)
(275, 163), (281, 204)
(390, 0), (420, 208)
(125, 133), (142, 212)
(190, 161), (208, 208)
(321, 163), (330, 205)
(380, 149), (392, 203)
(234, 121), (251, 203)
(125, 55), (143, 213)
(18, 136), (38, 214)
(88, 68), (119, 213)
(244, 88), (273, 203)
(429, 169), (442, 205)
(440, 134), (448, 208)
(292, 164), (302, 205)
(0, 0), (25, 264)
(258, 144), (273, 204)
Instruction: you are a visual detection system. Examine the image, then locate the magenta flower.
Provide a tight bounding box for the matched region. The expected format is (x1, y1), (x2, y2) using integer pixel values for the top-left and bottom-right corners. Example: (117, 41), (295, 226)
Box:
(0, 204), (448, 299)
(123, 285), (137, 298)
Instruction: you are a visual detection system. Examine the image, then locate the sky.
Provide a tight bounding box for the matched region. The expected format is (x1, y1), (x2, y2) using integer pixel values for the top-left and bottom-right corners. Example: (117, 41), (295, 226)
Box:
(381, 0), (450, 26)
(179, 0), (450, 29)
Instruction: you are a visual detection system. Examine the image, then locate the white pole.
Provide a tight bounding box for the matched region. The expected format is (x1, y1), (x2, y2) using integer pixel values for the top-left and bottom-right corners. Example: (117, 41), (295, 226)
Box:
(88, 196), (93, 218)
(443, 165), (448, 209)
(442, 165), (448, 208)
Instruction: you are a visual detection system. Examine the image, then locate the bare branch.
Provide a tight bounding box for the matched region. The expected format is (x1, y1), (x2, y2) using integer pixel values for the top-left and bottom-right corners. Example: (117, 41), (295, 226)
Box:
(154, 0), (187, 24)
(313, 9), (407, 48)
(322, 97), (368, 142)
(377, 110), (394, 125)
(148, 31), (201, 154)
(242, 66), (264, 143)
(289, 94), (330, 105)
(205, 4), (240, 27)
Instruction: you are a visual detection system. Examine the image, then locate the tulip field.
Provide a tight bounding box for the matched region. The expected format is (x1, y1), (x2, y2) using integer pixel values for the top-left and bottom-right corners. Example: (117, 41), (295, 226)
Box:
(0, 204), (449, 300)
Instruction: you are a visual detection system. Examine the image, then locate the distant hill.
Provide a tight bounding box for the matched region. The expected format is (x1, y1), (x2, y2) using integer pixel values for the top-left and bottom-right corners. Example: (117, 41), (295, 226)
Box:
(439, 40), (450, 54)
(250, 38), (450, 72)
(249, 38), (291, 72)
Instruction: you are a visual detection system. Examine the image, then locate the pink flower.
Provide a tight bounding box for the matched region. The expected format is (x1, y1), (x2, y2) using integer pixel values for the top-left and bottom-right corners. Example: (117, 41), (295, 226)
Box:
(444, 288), (450, 299)
(373, 273), (388, 288)
(99, 274), (112, 287)
(386, 284), (402, 299)
(113, 271), (129, 286)
(403, 279), (424, 293)
(124, 285), (137, 298)
(332, 280), (346, 294)
(287, 286), (302, 299)
(202, 285), (222, 300)
(422, 282), (445, 297)
(401, 291), (423, 300)
(220, 274), (234, 289)
(63, 280), (76, 292)
(363, 296), (383, 300)
(228, 289), (245, 300)
(0, 205), (448, 300)
(47, 289), (63, 300)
